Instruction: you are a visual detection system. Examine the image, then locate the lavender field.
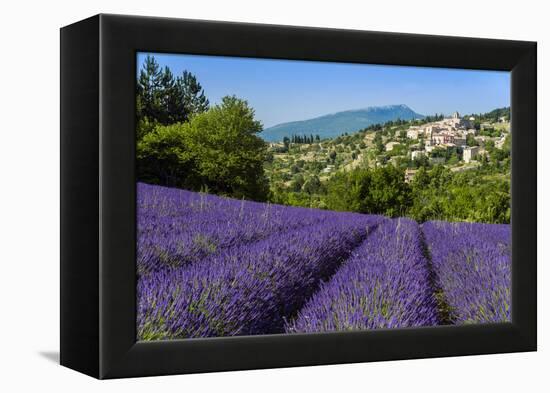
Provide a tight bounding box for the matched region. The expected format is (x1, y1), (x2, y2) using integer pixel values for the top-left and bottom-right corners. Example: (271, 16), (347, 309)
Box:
(136, 182), (511, 340)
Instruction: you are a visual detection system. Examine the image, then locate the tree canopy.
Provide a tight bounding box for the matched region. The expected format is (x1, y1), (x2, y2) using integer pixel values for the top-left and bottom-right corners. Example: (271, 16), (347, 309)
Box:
(136, 55), (209, 137)
(324, 166), (412, 217)
(408, 165), (510, 223)
(137, 96), (270, 201)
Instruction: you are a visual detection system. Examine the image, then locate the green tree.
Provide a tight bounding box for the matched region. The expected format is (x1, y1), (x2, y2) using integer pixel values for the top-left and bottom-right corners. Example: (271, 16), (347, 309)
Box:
(137, 96), (269, 201)
(137, 124), (195, 187)
(466, 133), (479, 147)
(290, 174), (305, 192)
(136, 116), (159, 142)
(373, 132), (384, 154)
(283, 136), (290, 149)
(407, 165), (510, 223)
(184, 96), (268, 200)
(324, 166), (411, 216)
(302, 175), (322, 195)
(137, 55), (164, 126)
(136, 55), (209, 136)
(177, 71), (210, 121)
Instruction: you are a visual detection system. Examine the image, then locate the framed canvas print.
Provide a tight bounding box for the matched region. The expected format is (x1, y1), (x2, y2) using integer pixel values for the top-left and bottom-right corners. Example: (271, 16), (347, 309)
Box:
(60, 14), (537, 379)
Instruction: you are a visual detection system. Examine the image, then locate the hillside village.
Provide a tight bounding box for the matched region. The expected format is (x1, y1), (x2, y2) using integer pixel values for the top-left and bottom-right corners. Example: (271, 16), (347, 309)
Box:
(265, 109), (510, 191)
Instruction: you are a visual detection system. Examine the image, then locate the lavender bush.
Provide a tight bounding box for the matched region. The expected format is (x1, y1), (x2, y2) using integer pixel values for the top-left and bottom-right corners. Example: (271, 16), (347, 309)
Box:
(138, 183), (342, 274)
(422, 221), (511, 324)
(286, 218), (440, 333)
(137, 213), (383, 339)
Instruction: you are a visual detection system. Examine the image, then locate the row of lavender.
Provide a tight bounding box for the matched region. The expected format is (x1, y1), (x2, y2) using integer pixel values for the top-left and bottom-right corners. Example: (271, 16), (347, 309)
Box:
(137, 183), (353, 274)
(286, 218), (440, 332)
(286, 219), (511, 333)
(137, 182), (385, 338)
(422, 221), (511, 324)
(136, 183), (511, 340)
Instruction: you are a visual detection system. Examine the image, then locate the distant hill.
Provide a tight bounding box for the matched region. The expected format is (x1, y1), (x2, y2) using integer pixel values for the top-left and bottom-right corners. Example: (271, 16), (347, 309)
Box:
(261, 104), (424, 142)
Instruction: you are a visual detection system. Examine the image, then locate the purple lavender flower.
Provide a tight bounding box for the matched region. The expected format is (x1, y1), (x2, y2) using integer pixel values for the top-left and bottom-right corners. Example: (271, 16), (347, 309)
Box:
(137, 213), (383, 339)
(137, 182), (358, 274)
(285, 218), (440, 333)
(422, 221), (511, 324)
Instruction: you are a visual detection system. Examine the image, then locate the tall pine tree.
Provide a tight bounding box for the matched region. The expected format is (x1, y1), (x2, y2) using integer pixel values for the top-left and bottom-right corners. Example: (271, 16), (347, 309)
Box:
(137, 55), (164, 124)
(136, 55), (210, 138)
(177, 71), (210, 121)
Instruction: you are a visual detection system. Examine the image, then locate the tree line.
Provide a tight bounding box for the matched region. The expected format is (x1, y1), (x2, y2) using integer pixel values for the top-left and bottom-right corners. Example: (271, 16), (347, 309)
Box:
(284, 134), (321, 144)
(272, 163), (510, 224)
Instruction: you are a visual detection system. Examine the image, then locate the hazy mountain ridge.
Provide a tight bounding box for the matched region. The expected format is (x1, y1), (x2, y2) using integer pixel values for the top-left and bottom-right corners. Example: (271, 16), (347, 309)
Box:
(261, 104), (425, 142)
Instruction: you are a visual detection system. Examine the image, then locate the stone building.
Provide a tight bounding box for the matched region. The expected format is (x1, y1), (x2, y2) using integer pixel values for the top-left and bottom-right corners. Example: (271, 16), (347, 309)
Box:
(454, 137), (467, 147)
(407, 128), (420, 139)
(432, 133), (455, 145)
(463, 146), (480, 163)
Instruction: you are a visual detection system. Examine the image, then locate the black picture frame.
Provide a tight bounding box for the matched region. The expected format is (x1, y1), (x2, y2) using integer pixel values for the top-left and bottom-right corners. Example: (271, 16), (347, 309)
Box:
(60, 14), (537, 379)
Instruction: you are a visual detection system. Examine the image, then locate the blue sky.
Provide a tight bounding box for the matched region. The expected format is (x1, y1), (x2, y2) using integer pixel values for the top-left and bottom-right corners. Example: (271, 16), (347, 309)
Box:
(138, 52), (510, 129)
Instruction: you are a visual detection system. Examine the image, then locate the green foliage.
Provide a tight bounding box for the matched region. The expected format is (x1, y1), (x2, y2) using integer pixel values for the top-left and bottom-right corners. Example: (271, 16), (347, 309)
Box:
(302, 175), (322, 195)
(269, 159), (510, 224)
(136, 55), (209, 137)
(136, 117), (159, 142)
(466, 133), (479, 147)
(429, 146), (461, 164)
(136, 55), (164, 124)
(479, 127), (501, 137)
(386, 143), (407, 157)
(137, 96), (269, 201)
(273, 191), (326, 209)
(430, 147), (447, 158)
(179, 71), (210, 117)
(447, 151), (460, 165)
(485, 134), (511, 165)
(324, 166), (412, 217)
(503, 133), (511, 151)
(410, 154), (430, 169)
(291, 134), (317, 144)
(480, 107), (510, 122)
(373, 132), (384, 154)
(290, 174), (305, 192)
(137, 123), (195, 188)
(466, 107), (510, 127)
(282, 136), (291, 149)
(408, 166), (510, 223)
